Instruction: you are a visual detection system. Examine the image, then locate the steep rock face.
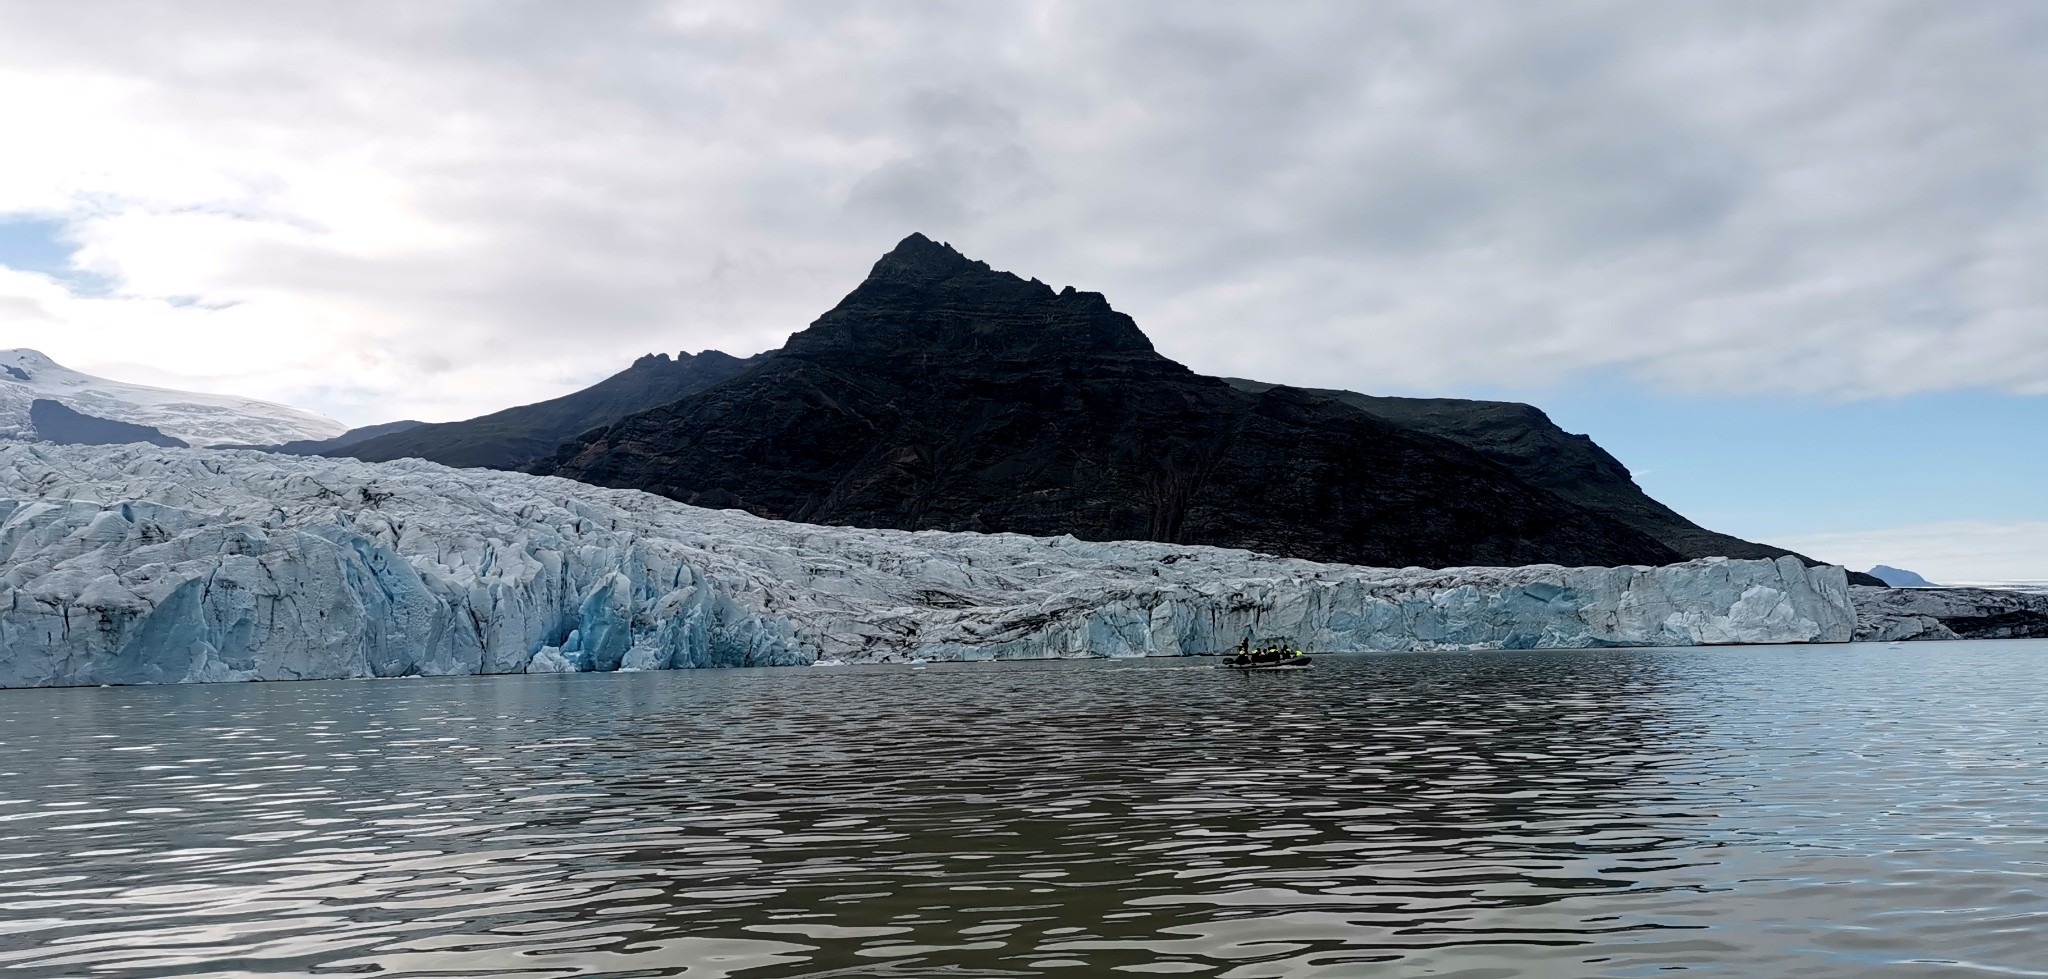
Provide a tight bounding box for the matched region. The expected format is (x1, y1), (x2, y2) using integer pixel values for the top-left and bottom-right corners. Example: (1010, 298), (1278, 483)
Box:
(540, 235), (1682, 570)
(0, 445), (1853, 688)
(1851, 586), (2048, 641)
(339, 350), (764, 470)
(26, 400), (188, 448)
(1221, 379), (1877, 583)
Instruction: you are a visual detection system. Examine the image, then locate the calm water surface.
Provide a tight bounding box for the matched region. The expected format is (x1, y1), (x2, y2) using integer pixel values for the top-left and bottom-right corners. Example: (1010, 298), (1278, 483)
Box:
(2, 643), (2046, 978)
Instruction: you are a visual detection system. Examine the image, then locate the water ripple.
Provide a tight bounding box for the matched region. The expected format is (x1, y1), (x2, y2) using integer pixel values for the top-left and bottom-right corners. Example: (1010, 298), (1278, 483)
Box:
(1, 642), (2046, 976)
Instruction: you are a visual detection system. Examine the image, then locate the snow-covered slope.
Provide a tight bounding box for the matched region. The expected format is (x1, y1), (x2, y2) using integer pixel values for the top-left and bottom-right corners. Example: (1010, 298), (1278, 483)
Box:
(0, 350), (345, 447)
(0, 445), (1854, 688)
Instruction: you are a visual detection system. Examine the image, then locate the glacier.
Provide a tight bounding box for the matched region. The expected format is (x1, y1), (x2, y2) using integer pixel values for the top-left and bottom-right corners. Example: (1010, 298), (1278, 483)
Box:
(0, 444), (1854, 688)
(0, 349), (347, 448)
(1849, 585), (2048, 641)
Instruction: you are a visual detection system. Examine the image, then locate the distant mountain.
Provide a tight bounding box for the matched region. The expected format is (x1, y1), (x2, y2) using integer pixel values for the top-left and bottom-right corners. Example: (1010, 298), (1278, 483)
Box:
(536, 234), (1685, 570)
(0, 349), (345, 447)
(1869, 565), (1936, 588)
(218, 420), (426, 455)
(27, 399), (187, 448)
(335, 350), (765, 470)
(1222, 380), (1882, 585)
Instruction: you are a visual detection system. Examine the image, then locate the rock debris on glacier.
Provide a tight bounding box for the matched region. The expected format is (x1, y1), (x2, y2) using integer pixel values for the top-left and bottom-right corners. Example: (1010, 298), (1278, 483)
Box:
(0, 444), (1854, 687)
(1849, 585), (2048, 641)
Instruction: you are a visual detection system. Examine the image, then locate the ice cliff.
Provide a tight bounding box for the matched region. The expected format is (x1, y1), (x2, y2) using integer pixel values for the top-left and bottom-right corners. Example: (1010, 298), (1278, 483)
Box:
(0, 445), (1854, 688)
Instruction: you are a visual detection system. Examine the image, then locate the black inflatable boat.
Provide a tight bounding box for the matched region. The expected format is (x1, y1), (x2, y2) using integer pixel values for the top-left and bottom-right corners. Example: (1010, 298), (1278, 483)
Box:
(1219, 655), (1313, 671)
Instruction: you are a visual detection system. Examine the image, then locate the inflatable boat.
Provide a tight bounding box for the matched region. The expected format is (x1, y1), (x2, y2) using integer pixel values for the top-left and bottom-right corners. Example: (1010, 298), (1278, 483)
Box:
(1219, 654), (1313, 671)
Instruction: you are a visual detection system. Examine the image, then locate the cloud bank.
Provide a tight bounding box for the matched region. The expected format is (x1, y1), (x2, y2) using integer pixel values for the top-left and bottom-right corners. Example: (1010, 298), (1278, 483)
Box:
(0, 1), (2042, 422)
(1778, 521), (2048, 586)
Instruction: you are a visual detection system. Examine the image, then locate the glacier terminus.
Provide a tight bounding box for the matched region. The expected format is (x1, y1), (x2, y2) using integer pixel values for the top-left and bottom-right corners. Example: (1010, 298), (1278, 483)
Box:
(0, 444), (1855, 688)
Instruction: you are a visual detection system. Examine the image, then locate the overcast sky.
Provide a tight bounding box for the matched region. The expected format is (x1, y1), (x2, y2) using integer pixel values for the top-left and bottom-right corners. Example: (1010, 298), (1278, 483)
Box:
(0, 1), (2042, 580)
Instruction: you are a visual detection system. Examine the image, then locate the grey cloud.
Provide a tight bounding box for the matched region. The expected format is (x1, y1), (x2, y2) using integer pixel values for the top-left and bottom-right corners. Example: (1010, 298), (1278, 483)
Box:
(1, 0), (2043, 418)
(847, 157), (972, 228)
(845, 88), (1047, 232)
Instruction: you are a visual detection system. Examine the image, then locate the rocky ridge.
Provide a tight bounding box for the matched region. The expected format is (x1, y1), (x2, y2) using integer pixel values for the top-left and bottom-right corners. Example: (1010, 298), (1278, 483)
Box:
(1220, 379), (1881, 585)
(222, 420), (425, 456)
(337, 350), (764, 470)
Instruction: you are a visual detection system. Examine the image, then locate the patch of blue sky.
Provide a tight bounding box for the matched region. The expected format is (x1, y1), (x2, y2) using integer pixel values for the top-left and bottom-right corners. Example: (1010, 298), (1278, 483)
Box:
(0, 215), (113, 295)
(1441, 372), (2048, 544)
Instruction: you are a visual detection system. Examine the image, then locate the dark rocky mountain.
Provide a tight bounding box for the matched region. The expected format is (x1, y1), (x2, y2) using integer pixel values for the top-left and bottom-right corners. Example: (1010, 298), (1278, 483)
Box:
(1221, 379), (1882, 584)
(536, 234), (1690, 570)
(221, 419), (426, 455)
(335, 350), (764, 470)
(27, 399), (187, 447)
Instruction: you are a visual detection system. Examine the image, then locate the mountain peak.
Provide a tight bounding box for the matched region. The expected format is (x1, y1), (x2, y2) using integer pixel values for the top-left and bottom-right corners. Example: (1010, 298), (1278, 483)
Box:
(786, 236), (1154, 361)
(866, 233), (984, 282)
(0, 349), (61, 378)
(629, 349), (756, 372)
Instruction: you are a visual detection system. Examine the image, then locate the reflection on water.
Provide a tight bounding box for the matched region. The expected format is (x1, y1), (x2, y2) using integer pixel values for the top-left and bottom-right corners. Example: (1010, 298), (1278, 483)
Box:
(2, 643), (2046, 977)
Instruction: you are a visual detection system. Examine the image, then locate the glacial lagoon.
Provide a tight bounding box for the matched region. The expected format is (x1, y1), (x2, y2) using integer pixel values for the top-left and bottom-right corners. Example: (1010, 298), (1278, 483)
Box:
(2, 642), (2044, 978)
